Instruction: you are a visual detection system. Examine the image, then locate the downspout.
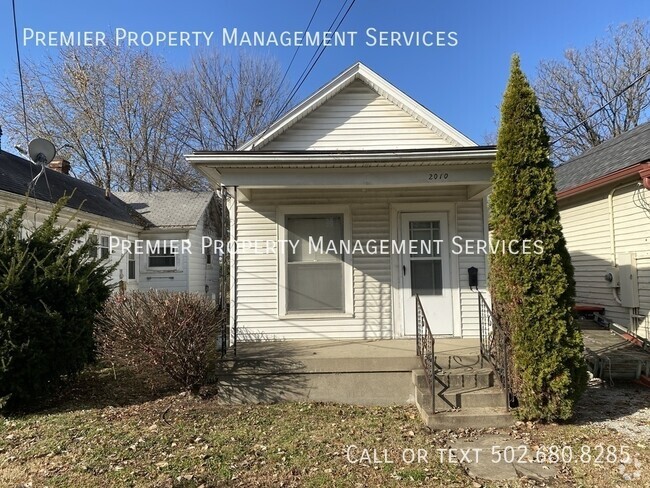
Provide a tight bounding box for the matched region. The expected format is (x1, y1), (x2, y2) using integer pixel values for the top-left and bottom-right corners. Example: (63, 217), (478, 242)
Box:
(608, 181), (641, 321)
(231, 185), (238, 356)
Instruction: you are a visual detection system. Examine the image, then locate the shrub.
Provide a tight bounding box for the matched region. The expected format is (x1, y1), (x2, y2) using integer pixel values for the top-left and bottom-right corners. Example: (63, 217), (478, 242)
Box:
(0, 197), (113, 409)
(96, 290), (223, 393)
(489, 55), (587, 421)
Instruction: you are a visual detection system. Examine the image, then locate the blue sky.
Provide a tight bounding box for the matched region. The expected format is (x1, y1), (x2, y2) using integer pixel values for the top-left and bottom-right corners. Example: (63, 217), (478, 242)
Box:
(1, 0), (648, 144)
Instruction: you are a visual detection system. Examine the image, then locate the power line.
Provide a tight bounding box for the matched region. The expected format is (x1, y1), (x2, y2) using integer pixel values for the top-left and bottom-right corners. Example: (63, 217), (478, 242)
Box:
(275, 0), (324, 95)
(254, 0), (358, 147)
(11, 0), (29, 145)
(550, 66), (650, 146)
(282, 0), (357, 111)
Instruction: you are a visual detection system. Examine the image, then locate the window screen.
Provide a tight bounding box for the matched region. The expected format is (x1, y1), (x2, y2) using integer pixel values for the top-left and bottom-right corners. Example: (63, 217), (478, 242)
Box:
(285, 215), (344, 312)
(148, 245), (176, 268)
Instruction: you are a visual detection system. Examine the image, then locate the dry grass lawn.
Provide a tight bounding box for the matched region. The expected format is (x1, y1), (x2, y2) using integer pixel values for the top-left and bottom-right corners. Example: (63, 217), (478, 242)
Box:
(0, 367), (648, 487)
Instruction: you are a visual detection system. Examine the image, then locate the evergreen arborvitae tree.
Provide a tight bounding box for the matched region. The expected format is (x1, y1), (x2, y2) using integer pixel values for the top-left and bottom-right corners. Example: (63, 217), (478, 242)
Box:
(0, 196), (113, 409)
(489, 55), (587, 421)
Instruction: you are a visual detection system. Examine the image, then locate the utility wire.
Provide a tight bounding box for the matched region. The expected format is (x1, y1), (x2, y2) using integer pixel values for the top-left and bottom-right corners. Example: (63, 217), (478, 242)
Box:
(275, 0), (324, 96)
(276, 0), (357, 120)
(253, 0), (357, 147)
(550, 66), (650, 146)
(11, 0), (29, 145)
(12, 0), (53, 200)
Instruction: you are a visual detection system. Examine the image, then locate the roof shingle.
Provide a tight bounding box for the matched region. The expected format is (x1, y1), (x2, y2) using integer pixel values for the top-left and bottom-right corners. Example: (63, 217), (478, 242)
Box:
(0, 150), (140, 226)
(114, 191), (214, 228)
(555, 122), (650, 193)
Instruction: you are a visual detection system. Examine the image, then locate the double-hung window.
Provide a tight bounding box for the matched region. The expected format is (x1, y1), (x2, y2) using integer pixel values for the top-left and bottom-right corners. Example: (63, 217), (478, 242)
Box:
(148, 245), (176, 269)
(89, 235), (110, 260)
(279, 207), (352, 316)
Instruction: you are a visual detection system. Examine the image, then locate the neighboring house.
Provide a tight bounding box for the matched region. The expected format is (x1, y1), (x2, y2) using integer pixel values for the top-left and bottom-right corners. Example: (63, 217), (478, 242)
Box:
(555, 122), (650, 342)
(115, 191), (221, 299)
(188, 62), (496, 342)
(0, 149), (221, 300)
(0, 149), (144, 287)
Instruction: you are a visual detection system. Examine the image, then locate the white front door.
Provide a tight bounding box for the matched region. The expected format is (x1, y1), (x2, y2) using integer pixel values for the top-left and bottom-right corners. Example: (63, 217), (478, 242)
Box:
(400, 212), (453, 336)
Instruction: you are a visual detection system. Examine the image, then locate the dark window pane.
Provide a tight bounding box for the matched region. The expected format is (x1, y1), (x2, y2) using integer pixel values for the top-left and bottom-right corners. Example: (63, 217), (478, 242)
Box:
(411, 260), (442, 296)
(148, 246), (176, 268)
(149, 256), (175, 267)
(287, 263), (343, 312)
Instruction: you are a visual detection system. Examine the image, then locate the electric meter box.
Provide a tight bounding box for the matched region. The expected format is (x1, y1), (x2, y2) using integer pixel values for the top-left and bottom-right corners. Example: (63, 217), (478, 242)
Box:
(605, 267), (620, 288)
(617, 253), (639, 309)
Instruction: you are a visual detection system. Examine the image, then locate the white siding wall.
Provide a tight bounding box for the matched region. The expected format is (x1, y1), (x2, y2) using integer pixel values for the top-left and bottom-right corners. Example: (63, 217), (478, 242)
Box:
(187, 215), (220, 300)
(235, 187), (486, 340)
(560, 183), (650, 340)
(0, 195), (135, 287)
(136, 232), (189, 293)
(457, 202), (487, 337)
(264, 80), (456, 151)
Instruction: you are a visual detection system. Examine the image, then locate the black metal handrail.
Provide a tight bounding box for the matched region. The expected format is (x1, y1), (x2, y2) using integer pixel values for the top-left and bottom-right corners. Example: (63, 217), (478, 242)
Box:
(415, 295), (436, 413)
(478, 291), (514, 409)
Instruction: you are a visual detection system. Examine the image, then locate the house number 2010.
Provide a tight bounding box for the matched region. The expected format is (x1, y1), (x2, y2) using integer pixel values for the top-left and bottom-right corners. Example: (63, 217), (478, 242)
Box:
(428, 173), (449, 180)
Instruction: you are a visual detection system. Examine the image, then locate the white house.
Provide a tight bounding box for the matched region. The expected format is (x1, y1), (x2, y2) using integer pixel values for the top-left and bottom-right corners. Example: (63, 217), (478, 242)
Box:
(0, 150), (221, 300)
(115, 191), (221, 299)
(555, 122), (650, 343)
(188, 62), (496, 342)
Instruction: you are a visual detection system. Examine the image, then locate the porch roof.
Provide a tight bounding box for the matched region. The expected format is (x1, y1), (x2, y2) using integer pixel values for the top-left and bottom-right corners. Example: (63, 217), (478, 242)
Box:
(188, 145), (495, 168)
(187, 147), (496, 192)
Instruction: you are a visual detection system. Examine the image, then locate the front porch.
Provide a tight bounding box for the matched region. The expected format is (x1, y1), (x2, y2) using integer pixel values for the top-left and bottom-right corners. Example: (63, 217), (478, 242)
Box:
(215, 337), (513, 428)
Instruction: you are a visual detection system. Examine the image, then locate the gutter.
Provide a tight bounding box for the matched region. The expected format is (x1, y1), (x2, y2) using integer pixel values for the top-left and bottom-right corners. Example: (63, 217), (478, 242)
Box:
(186, 149), (496, 169)
(557, 162), (650, 200)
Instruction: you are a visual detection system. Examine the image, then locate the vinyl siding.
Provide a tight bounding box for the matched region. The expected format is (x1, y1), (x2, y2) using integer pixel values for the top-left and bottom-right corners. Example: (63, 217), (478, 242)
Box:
(559, 183), (650, 340)
(456, 202), (487, 337)
(234, 187), (487, 340)
(0, 194), (134, 288)
(187, 214), (220, 300)
(264, 80), (457, 151)
(136, 232), (189, 293)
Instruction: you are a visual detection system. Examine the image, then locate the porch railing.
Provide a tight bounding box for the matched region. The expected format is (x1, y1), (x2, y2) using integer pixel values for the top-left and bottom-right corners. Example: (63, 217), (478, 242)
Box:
(478, 291), (514, 409)
(415, 295), (436, 413)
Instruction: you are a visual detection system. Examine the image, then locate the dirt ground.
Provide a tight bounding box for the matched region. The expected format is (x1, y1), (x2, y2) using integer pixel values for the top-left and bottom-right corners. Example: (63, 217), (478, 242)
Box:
(573, 378), (650, 444)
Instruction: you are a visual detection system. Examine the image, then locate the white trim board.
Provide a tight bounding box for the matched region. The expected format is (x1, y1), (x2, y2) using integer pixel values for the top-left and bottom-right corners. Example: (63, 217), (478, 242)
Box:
(276, 204), (354, 319)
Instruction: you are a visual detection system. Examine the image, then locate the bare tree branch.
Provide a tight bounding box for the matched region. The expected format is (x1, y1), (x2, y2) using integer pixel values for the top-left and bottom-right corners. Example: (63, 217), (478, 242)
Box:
(535, 20), (650, 161)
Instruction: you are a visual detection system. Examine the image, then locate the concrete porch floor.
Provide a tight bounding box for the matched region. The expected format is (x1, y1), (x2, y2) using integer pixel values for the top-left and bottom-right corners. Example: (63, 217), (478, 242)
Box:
(226, 338), (480, 361)
(214, 338), (482, 405)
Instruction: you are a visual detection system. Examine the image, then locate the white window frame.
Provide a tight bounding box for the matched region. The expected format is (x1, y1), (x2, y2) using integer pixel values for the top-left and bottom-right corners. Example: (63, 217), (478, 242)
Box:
(277, 205), (353, 318)
(127, 242), (137, 281)
(145, 238), (177, 271)
(89, 233), (111, 260)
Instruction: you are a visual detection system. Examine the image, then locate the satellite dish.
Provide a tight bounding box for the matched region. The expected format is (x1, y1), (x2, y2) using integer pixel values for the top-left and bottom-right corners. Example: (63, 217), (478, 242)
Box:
(28, 138), (56, 165)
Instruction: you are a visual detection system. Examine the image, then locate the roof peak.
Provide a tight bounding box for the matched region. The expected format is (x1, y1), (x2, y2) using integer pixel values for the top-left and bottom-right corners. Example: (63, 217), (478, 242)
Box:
(237, 61), (475, 151)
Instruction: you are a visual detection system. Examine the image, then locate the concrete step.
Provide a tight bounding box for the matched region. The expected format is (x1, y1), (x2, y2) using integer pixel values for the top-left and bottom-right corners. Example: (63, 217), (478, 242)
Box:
(438, 387), (507, 409)
(419, 406), (514, 430)
(216, 370), (416, 406)
(414, 375), (505, 409)
(217, 356), (421, 375)
(415, 380), (514, 430)
(434, 354), (484, 370)
(413, 368), (495, 390)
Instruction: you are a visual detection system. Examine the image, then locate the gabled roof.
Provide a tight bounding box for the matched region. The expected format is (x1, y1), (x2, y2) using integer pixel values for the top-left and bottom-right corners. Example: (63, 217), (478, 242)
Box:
(0, 150), (141, 226)
(114, 191), (215, 229)
(555, 122), (650, 194)
(239, 62), (476, 151)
